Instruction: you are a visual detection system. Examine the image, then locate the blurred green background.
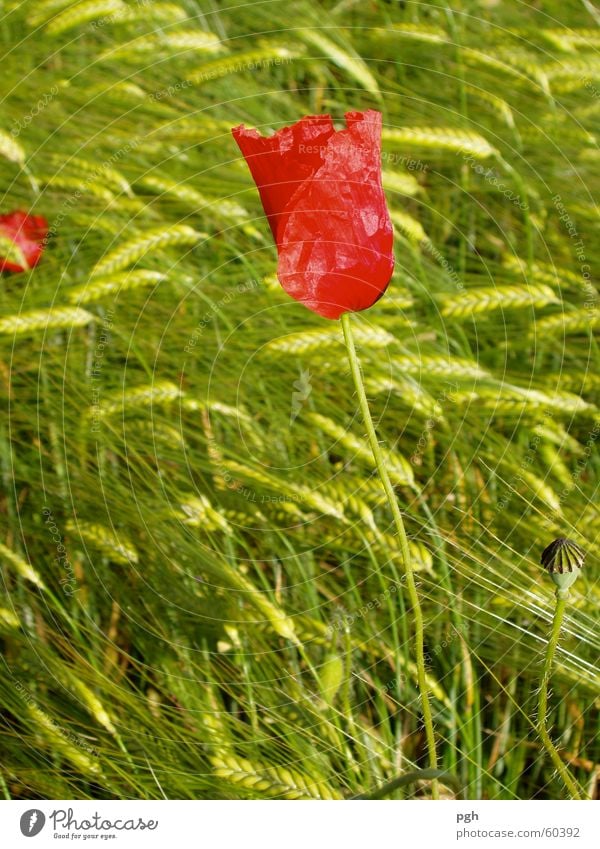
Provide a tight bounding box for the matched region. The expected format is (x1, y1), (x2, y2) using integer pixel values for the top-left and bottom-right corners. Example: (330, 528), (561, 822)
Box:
(0, 0), (598, 799)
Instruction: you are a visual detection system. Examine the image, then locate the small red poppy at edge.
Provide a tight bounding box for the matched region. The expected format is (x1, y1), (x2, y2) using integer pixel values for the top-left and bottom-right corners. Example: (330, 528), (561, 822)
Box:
(0, 210), (49, 273)
(232, 110), (394, 320)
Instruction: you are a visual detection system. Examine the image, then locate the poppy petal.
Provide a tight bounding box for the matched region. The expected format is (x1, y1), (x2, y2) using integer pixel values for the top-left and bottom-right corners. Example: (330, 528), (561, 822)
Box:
(232, 115), (334, 238)
(276, 110), (394, 319)
(232, 109), (394, 319)
(0, 210), (48, 273)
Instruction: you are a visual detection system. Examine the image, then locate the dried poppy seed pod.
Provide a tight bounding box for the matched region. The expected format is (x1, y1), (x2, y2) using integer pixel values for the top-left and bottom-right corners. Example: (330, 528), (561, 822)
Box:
(541, 537), (585, 597)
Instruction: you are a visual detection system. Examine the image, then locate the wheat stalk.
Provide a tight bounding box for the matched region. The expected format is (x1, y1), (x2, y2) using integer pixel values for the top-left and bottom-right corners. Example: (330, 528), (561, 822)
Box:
(91, 225), (205, 277)
(46, 0), (126, 36)
(68, 270), (166, 304)
(439, 284), (559, 317)
(0, 541), (46, 589)
(0, 307), (95, 336)
(65, 520), (138, 565)
(0, 129), (25, 165)
(382, 126), (497, 158)
(210, 755), (341, 799)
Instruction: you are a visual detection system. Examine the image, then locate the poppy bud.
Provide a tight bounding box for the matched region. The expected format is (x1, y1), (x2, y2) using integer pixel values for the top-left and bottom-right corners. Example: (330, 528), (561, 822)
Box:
(232, 110), (394, 320)
(540, 537), (585, 595)
(0, 210), (48, 273)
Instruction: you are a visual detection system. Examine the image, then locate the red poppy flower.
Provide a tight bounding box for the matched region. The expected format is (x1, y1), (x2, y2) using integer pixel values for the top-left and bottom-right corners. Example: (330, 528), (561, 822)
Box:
(0, 210), (48, 273)
(232, 110), (394, 319)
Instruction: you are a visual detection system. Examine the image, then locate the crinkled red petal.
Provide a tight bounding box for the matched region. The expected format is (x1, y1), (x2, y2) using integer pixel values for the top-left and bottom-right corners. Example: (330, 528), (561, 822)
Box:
(276, 110), (394, 319)
(0, 211), (48, 273)
(232, 110), (394, 319)
(232, 115), (334, 238)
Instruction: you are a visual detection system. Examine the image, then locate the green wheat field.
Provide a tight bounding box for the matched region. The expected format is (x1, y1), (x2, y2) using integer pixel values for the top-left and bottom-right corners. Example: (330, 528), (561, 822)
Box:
(1, 0), (599, 801)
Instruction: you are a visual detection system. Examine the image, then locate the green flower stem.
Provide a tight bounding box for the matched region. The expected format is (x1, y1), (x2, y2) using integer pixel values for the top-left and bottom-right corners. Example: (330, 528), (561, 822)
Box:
(537, 591), (582, 799)
(341, 312), (439, 800)
(352, 768), (461, 800)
